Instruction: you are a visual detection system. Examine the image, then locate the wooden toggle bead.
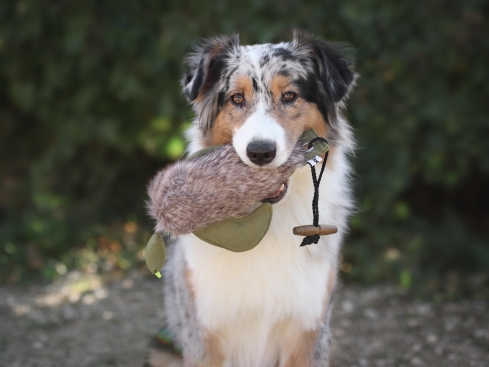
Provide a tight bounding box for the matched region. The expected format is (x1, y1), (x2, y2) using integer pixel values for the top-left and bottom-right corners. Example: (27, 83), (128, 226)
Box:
(292, 225), (338, 236)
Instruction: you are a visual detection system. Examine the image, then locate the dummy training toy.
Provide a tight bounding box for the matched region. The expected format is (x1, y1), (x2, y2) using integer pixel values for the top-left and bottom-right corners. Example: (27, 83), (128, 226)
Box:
(145, 129), (337, 277)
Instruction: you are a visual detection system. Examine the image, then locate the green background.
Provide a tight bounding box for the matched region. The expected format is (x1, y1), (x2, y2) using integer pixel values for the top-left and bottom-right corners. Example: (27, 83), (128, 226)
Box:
(1, 0), (488, 296)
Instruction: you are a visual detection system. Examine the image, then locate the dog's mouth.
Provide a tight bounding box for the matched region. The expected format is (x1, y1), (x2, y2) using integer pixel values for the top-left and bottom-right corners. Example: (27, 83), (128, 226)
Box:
(262, 180), (288, 204)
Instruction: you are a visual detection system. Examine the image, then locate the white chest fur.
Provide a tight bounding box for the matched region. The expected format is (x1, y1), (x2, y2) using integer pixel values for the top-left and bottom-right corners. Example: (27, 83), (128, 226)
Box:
(180, 149), (352, 365)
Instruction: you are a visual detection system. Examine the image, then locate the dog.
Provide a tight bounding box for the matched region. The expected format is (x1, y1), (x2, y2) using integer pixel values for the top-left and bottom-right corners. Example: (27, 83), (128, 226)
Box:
(146, 30), (357, 367)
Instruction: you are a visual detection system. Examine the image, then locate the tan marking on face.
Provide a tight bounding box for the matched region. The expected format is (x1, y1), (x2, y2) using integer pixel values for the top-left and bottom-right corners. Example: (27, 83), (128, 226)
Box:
(270, 74), (291, 102)
(269, 75), (328, 148)
(207, 74), (254, 146)
(303, 107), (327, 138)
(282, 329), (318, 367)
(204, 330), (224, 366)
(208, 112), (235, 145)
(234, 74), (254, 99)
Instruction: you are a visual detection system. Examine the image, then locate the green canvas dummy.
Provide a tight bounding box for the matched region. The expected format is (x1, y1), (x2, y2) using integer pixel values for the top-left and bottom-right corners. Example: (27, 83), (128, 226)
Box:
(193, 202), (273, 252)
(145, 129), (329, 275)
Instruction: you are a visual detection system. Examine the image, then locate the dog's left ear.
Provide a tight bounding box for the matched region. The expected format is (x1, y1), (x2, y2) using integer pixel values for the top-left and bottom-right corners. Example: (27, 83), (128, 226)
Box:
(181, 34), (240, 135)
(182, 34), (240, 102)
(293, 30), (356, 103)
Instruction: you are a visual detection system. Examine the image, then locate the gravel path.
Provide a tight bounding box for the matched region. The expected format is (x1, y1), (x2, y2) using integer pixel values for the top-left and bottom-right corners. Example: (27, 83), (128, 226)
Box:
(1, 271), (488, 367)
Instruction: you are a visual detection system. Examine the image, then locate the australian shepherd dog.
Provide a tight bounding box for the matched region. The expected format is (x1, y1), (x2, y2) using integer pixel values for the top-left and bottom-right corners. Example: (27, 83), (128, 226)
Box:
(146, 30), (357, 367)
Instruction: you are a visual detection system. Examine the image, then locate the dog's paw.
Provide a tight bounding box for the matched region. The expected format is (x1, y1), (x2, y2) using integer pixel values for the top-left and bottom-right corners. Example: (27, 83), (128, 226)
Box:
(144, 347), (183, 367)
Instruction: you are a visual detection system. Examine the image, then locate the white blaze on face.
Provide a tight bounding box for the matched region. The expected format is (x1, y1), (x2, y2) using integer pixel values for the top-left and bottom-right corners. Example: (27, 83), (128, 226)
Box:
(232, 104), (288, 168)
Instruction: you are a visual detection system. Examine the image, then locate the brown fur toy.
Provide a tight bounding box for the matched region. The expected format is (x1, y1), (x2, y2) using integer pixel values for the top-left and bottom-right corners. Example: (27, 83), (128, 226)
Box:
(147, 145), (305, 236)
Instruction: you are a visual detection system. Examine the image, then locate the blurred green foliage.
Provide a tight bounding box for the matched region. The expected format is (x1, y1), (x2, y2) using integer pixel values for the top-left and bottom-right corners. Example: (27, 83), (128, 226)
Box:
(1, 0), (488, 295)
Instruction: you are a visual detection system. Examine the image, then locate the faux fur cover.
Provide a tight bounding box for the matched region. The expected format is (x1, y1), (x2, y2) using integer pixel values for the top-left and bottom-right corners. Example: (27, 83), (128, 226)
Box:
(147, 145), (305, 236)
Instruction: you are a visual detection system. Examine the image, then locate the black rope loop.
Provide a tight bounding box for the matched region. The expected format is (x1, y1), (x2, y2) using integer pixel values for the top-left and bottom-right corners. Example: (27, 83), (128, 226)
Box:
(300, 137), (329, 247)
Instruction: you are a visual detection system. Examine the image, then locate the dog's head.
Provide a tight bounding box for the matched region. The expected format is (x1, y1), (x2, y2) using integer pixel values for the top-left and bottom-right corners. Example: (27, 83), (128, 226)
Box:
(182, 30), (356, 169)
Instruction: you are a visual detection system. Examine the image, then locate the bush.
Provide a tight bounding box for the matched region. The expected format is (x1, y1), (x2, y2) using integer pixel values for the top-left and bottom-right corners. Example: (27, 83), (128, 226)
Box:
(1, 0), (488, 293)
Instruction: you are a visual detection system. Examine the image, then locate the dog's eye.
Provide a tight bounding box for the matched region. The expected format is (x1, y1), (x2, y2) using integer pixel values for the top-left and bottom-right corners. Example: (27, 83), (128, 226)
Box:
(231, 93), (244, 105)
(282, 91), (297, 102)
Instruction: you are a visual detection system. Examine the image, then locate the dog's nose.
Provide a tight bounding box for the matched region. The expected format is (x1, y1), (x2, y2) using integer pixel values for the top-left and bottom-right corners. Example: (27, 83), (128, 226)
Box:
(246, 141), (276, 166)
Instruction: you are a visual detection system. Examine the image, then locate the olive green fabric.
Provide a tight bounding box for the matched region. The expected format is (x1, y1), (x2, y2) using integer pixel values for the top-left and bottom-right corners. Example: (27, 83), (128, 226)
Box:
(186, 145), (221, 160)
(144, 232), (166, 275)
(300, 129), (329, 160)
(146, 129), (326, 259)
(193, 203), (273, 252)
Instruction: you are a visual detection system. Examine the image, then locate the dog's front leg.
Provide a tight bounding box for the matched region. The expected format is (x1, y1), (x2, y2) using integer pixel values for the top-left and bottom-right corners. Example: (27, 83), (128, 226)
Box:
(281, 329), (319, 367)
(312, 312), (333, 367)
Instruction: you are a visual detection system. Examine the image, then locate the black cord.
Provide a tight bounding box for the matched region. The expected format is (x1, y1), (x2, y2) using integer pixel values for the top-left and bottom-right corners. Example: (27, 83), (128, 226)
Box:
(300, 137), (329, 247)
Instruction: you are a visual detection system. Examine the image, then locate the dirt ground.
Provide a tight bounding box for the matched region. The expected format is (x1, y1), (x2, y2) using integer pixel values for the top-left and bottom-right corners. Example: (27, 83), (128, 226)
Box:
(1, 270), (488, 367)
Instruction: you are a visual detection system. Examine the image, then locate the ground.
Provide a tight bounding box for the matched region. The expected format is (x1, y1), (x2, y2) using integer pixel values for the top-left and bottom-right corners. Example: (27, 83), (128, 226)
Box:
(1, 271), (488, 367)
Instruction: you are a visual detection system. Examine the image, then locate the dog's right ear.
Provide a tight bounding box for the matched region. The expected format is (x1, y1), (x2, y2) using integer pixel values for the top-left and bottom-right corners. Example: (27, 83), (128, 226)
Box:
(182, 34), (240, 102)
